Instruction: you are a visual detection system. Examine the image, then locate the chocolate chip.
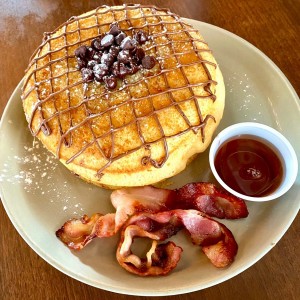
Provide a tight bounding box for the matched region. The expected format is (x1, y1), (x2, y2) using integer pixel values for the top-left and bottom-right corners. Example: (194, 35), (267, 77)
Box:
(88, 50), (96, 62)
(135, 48), (145, 62)
(109, 45), (120, 58)
(101, 34), (114, 48)
(109, 23), (121, 36)
(135, 30), (148, 44)
(94, 74), (103, 82)
(91, 38), (103, 51)
(92, 52), (102, 63)
(111, 61), (120, 77)
(128, 62), (139, 75)
(119, 63), (129, 78)
(87, 60), (97, 69)
(130, 46), (137, 55)
(75, 45), (88, 59)
(75, 26), (155, 89)
(76, 58), (86, 69)
(93, 64), (108, 81)
(115, 32), (126, 45)
(120, 36), (136, 50)
(101, 53), (114, 67)
(81, 68), (94, 82)
(117, 50), (131, 63)
(104, 76), (117, 90)
(142, 55), (156, 69)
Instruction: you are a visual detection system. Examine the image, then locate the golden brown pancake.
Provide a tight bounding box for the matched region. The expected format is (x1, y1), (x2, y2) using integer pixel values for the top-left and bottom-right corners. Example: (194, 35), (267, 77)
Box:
(22, 4), (225, 189)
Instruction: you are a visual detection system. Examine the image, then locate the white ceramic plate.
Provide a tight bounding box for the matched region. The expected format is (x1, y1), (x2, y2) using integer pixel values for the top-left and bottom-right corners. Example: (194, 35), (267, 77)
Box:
(0, 20), (299, 296)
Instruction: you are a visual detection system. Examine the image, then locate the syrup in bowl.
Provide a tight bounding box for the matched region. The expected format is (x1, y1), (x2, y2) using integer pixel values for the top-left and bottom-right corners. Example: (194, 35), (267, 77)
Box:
(209, 122), (298, 202)
(214, 136), (283, 197)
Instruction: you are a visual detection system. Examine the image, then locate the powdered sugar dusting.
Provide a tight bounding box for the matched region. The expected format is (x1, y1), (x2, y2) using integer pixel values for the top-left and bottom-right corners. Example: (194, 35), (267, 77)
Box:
(0, 138), (84, 215)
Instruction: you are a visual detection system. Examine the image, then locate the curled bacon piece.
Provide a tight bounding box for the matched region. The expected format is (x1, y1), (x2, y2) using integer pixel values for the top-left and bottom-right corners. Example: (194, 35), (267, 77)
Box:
(56, 213), (115, 250)
(178, 209), (238, 267)
(117, 224), (183, 276)
(202, 224), (238, 268)
(174, 182), (249, 219)
(56, 182), (247, 275)
(57, 186), (175, 250)
(56, 183), (247, 251)
(117, 210), (237, 275)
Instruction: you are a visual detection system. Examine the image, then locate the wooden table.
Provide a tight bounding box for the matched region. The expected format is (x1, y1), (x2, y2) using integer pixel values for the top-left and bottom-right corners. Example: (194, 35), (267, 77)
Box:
(1, 1), (299, 299)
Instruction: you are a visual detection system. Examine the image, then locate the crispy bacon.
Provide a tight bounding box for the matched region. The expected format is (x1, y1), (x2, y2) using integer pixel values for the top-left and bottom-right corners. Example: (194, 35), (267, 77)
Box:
(56, 182), (247, 275)
(117, 224), (183, 276)
(174, 182), (249, 219)
(56, 213), (115, 250)
(110, 183), (248, 231)
(56, 186), (174, 250)
(111, 186), (175, 231)
(202, 224), (238, 268)
(117, 209), (237, 275)
(177, 209), (238, 267)
(56, 183), (247, 250)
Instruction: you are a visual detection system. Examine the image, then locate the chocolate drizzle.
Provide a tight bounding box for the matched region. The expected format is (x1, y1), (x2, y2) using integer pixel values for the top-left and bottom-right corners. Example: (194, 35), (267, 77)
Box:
(22, 4), (218, 177)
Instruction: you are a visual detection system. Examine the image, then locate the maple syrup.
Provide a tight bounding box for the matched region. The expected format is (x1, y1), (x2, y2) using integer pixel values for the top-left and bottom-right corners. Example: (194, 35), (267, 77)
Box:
(214, 135), (283, 197)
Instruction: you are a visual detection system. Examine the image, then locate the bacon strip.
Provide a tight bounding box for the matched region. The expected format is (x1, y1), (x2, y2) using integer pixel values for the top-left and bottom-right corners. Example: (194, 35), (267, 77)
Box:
(56, 213), (115, 250)
(116, 209), (237, 275)
(202, 224), (238, 268)
(56, 183), (247, 250)
(177, 210), (238, 267)
(56, 182), (246, 275)
(110, 186), (175, 231)
(117, 224), (183, 276)
(110, 183), (248, 231)
(174, 182), (249, 219)
(56, 186), (175, 250)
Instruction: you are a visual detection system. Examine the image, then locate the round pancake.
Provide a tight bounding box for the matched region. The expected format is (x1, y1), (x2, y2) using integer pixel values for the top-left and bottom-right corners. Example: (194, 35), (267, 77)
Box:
(22, 4), (225, 189)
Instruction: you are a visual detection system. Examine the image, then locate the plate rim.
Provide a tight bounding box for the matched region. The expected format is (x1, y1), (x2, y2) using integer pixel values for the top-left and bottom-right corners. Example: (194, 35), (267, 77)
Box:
(0, 19), (299, 296)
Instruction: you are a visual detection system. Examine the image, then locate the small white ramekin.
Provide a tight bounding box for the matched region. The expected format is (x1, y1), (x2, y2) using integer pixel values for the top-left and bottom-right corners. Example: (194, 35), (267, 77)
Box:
(209, 122), (298, 201)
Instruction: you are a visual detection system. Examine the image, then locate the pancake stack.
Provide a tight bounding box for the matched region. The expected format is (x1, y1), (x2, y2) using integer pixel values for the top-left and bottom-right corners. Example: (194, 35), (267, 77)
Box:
(22, 4), (225, 188)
